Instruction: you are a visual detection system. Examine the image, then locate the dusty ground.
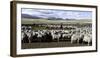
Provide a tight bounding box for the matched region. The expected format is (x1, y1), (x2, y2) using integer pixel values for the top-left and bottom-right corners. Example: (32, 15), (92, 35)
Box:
(22, 41), (91, 49)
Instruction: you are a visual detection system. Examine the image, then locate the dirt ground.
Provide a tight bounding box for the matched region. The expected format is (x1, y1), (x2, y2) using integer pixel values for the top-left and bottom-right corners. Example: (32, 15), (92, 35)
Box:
(22, 41), (91, 49)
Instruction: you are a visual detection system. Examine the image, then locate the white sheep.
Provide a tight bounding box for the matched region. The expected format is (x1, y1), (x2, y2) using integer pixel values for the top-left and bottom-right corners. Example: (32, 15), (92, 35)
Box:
(71, 32), (84, 44)
(51, 32), (61, 42)
(83, 34), (92, 46)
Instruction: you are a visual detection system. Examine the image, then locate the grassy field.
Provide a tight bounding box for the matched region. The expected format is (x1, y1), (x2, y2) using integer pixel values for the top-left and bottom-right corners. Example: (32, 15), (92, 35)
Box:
(21, 18), (92, 24)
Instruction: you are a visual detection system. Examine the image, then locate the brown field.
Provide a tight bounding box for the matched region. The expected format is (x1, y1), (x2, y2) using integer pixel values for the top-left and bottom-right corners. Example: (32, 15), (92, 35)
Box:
(21, 18), (92, 24)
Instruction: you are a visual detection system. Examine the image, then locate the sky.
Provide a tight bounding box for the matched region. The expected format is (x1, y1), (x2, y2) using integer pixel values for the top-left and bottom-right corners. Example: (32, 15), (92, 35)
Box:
(21, 8), (92, 20)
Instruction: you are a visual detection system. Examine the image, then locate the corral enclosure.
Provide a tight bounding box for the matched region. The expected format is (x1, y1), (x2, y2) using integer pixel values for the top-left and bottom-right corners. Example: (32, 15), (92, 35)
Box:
(21, 18), (92, 49)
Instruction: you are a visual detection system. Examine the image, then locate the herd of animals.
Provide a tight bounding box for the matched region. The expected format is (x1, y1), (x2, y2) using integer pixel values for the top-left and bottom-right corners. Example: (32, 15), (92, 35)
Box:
(21, 24), (92, 46)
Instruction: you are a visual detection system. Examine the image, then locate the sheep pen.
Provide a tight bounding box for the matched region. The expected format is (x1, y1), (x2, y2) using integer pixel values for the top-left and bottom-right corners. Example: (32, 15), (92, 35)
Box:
(21, 19), (92, 49)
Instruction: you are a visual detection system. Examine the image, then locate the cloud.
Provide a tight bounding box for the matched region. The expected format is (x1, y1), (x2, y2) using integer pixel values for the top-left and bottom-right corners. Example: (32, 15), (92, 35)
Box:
(22, 8), (92, 19)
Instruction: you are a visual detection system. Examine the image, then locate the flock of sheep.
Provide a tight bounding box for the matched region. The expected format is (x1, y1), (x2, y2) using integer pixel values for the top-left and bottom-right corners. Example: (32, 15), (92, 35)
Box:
(21, 24), (92, 46)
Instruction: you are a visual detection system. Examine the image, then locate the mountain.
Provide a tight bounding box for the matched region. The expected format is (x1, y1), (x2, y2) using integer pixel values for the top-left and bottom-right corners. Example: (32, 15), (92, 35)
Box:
(21, 14), (89, 20)
(21, 14), (41, 19)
